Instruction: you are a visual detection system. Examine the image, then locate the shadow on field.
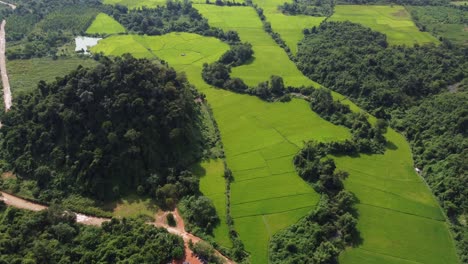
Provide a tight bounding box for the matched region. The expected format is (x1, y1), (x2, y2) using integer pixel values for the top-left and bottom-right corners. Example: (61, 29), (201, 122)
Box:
(386, 140), (398, 150)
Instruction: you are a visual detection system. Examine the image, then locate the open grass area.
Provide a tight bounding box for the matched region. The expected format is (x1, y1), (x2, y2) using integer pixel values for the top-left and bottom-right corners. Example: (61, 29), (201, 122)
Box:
(86, 13), (126, 35)
(7, 57), (98, 96)
(252, 0), (326, 54)
(92, 7), (458, 262)
(102, 0), (166, 9)
(107, 194), (158, 219)
(193, 159), (232, 248)
(330, 5), (439, 46)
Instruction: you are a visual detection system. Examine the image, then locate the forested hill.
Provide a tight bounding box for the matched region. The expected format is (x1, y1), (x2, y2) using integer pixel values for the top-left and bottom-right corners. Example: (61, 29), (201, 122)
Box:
(0, 55), (205, 200)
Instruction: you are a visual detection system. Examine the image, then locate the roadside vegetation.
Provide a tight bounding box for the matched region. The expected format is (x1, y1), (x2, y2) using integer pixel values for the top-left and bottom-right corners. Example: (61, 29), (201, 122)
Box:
(0, 200), (185, 263)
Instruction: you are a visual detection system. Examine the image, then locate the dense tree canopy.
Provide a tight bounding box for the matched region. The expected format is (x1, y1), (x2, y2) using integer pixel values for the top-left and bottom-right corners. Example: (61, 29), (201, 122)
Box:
(297, 21), (467, 115)
(0, 202), (184, 264)
(0, 55), (205, 201)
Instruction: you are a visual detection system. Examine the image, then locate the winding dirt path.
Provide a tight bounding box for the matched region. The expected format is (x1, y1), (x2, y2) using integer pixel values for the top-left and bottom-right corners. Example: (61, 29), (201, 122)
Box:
(0, 191), (235, 263)
(0, 0), (15, 9)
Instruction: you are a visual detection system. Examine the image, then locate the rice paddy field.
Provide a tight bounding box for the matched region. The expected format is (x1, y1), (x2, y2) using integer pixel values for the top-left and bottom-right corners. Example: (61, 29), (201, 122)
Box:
(194, 159), (232, 248)
(451, 1), (468, 5)
(7, 57), (98, 96)
(90, 6), (458, 263)
(330, 5), (439, 46)
(86, 13), (126, 35)
(252, 0), (325, 54)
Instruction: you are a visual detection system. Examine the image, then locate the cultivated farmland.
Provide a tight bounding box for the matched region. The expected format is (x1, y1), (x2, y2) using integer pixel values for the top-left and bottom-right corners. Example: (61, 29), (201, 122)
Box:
(90, 6), (458, 263)
(7, 57), (98, 96)
(86, 13), (126, 35)
(252, 0), (326, 54)
(330, 5), (439, 46)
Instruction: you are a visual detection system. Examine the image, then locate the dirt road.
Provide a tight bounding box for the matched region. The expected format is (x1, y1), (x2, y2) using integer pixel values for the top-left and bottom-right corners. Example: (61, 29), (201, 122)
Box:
(0, 20), (11, 111)
(0, 0), (15, 9)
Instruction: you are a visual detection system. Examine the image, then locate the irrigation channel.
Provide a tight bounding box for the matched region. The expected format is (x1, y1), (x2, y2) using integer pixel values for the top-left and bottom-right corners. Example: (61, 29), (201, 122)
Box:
(0, 1), (234, 262)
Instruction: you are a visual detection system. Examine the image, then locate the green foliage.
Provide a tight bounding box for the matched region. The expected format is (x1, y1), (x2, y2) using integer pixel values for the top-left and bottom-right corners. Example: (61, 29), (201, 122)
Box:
(0, 206), (184, 263)
(297, 21), (467, 112)
(109, 0), (239, 42)
(1, 55), (204, 201)
(179, 195), (220, 234)
(278, 0), (334, 17)
(190, 241), (225, 264)
(167, 213), (177, 227)
(270, 141), (359, 264)
(408, 6), (468, 45)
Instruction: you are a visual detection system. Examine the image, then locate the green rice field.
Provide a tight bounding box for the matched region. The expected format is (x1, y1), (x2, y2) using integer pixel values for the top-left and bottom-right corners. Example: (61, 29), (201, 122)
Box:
(252, 0), (325, 54)
(451, 1), (468, 5)
(86, 13), (126, 35)
(195, 159), (232, 248)
(330, 5), (439, 46)
(90, 6), (458, 263)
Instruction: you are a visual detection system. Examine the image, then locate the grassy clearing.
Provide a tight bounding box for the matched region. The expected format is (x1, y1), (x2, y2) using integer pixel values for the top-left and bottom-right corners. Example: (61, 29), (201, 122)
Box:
(86, 13), (126, 35)
(330, 5), (439, 46)
(102, 0), (166, 9)
(7, 57), (98, 96)
(107, 194), (158, 219)
(252, 0), (326, 54)
(92, 13), (457, 262)
(194, 159), (232, 248)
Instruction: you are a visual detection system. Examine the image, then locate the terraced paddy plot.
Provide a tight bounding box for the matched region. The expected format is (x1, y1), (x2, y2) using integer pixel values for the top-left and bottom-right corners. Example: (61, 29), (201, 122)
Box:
(102, 0), (166, 9)
(86, 13), (126, 35)
(253, 0), (326, 54)
(195, 159), (232, 248)
(330, 5), (439, 46)
(336, 128), (458, 264)
(194, 4), (320, 87)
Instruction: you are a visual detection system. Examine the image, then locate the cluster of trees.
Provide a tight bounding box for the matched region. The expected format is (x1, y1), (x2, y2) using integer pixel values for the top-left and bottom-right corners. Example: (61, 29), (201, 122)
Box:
(0, 55), (206, 202)
(297, 21), (467, 115)
(310, 89), (388, 153)
(2, 0), (101, 59)
(179, 195), (219, 234)
(0, 202), (185, 263)
(393, 90), (467, 262)
(278, 0), (334, 17)
(270, 141), (359, 263)
(108, 0), (240, 42)
(189, 240), (225, 264)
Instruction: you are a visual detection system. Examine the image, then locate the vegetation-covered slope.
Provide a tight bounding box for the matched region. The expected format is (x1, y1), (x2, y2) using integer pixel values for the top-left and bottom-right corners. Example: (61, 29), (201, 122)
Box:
(0, 56), (204, 201)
